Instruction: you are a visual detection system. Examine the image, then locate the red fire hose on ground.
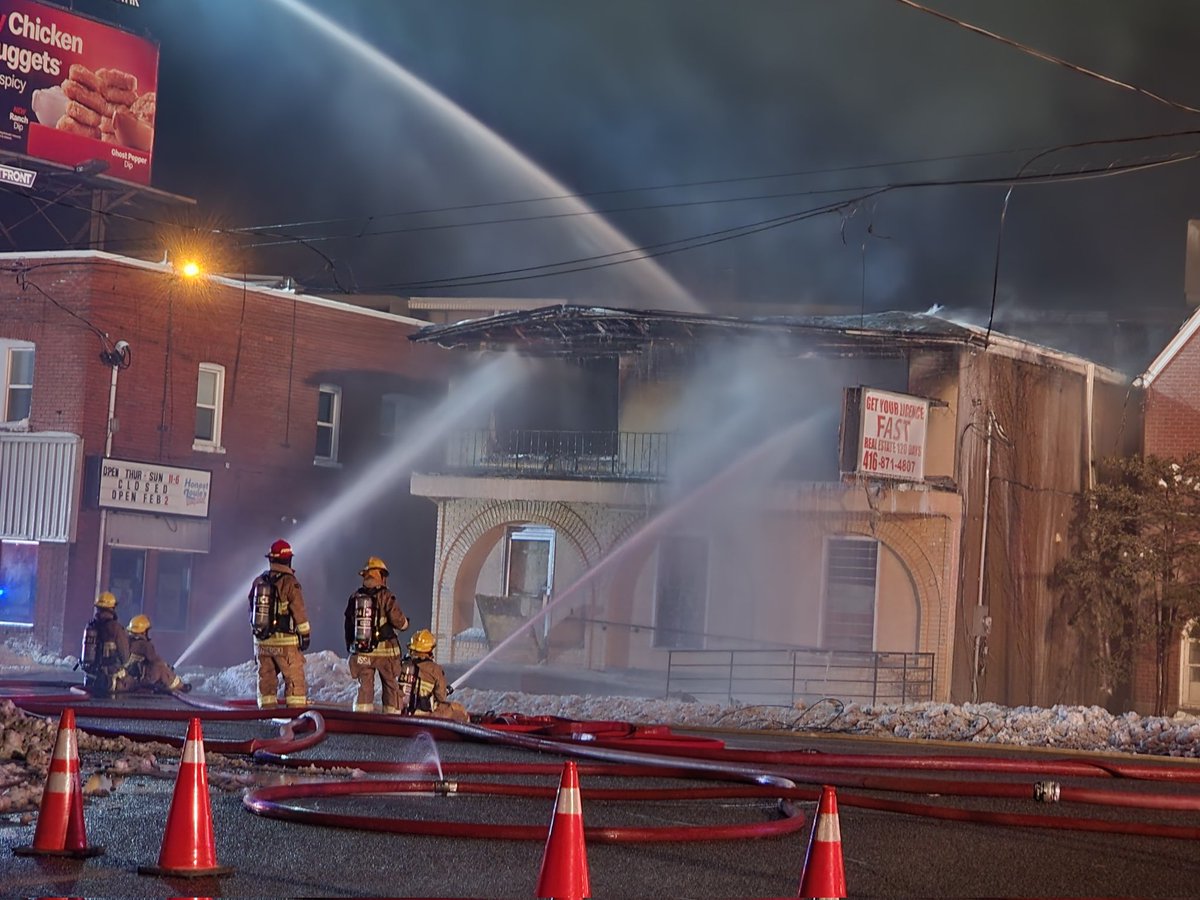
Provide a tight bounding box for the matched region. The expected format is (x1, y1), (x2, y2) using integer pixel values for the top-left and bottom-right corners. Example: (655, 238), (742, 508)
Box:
(7, 679), (1200, 844)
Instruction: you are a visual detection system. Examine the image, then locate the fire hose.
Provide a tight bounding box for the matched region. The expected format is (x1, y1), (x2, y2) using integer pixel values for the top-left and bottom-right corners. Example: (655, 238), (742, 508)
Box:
(8, 681), (1200, 843)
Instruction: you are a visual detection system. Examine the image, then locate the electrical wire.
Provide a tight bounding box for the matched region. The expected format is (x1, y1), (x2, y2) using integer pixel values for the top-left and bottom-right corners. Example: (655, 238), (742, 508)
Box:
(893, 0), (1200, 116)
(367, 153), (1200, 292)
(226, 143), (1064, 234)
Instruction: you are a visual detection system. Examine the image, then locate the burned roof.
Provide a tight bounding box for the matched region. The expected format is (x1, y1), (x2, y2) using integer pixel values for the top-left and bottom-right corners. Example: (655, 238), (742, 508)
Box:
(409, 304), (989, 359)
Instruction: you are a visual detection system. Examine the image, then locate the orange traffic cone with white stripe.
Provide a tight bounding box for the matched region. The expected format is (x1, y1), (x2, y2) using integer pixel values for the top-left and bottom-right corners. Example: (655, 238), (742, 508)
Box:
(138, 718), (233, 878)
(535, 760), (590, 900)
(798, 785), (846, 900)
(14, 708), (104, 858)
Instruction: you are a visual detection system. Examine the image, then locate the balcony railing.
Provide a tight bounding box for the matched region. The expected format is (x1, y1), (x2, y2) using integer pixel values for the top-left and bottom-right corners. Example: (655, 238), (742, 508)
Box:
(665, 648), (934, 707)
(441, 429), (675, 481)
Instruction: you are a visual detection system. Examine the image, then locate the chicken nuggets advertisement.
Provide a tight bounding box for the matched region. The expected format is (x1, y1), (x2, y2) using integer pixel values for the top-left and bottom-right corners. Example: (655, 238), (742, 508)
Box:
(0, 0), (158, 185)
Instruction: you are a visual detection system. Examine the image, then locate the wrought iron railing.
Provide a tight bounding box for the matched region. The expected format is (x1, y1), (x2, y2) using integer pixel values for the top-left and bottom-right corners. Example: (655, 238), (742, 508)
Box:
(442, 429), (675, 481)
(665, 648), (934, 707)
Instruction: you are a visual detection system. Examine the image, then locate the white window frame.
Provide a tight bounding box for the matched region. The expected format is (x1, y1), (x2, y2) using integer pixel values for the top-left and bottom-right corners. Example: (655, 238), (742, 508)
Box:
(315, 384), (342, 465)
(193, 362), (226, 453)
(3, 343), (34, 423)
(820, 535), (880, 652)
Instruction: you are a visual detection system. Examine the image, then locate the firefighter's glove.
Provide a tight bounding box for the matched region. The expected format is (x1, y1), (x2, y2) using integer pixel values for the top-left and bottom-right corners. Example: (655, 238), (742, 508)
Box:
(299, 633), (310, 651)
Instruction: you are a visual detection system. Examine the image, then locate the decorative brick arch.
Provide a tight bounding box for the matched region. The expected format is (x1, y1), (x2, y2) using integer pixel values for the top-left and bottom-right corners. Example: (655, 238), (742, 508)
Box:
(433, 500), (604, 654)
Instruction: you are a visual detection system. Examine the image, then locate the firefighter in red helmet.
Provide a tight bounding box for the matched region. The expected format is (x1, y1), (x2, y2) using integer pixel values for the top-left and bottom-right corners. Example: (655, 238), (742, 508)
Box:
(344, 556), (410, 713)
(248, 539), (311, 708)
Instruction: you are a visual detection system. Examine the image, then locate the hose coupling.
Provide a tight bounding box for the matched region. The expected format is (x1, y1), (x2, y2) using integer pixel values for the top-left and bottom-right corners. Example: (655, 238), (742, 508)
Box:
(1033, 780), (1061, 803)
(433, 780), (458, 796)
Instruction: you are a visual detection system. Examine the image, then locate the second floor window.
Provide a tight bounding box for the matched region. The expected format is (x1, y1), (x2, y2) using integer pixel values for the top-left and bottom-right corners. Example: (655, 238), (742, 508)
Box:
(4, 346), (33, 422)
(316, 384), (341, 463)
(194, 363), (225, 449)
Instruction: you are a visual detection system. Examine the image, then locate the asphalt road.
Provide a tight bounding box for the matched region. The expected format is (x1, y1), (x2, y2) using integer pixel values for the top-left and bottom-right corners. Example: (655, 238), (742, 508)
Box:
(4, 691), (1200, 899)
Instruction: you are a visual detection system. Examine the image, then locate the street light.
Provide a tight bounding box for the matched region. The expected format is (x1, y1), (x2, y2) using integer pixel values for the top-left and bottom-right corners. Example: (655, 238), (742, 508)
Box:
(93, 339), (131, 602)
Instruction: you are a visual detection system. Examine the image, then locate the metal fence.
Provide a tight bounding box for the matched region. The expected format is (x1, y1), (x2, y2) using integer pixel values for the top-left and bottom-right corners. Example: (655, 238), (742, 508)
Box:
(443, 429), (675, 481)
(665, 648), (934, 707)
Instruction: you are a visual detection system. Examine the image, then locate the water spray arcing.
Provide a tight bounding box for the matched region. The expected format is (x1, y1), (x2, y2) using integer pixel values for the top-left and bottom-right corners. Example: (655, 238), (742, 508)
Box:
(175, 353), (527, 667)
(269, 0), (699, 310)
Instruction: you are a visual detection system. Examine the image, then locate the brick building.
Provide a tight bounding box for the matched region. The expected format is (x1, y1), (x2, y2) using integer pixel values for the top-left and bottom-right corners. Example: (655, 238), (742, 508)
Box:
(1134, 310), (1200, 712)
(0, 250), (448, 666)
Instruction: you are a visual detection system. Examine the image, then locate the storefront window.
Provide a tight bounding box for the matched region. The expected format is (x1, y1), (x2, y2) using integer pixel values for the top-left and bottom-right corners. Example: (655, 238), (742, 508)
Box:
(155, 553), (192, 631)
(0, 540), (37, 625)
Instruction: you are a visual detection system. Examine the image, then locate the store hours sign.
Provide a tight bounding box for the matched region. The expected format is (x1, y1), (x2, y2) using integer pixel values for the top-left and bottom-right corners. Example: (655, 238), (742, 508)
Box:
(97, 457), (211, 518)
(855, 388), (928, 482)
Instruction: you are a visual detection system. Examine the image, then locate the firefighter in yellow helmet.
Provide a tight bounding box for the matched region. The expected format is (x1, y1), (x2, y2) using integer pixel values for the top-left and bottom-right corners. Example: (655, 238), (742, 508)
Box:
(344, 556), (410, 713)
(401, 629), (469, 723)
(248, 539), (311, 708)
(117, 614), (191, 694)
(81, 591), (129, 697)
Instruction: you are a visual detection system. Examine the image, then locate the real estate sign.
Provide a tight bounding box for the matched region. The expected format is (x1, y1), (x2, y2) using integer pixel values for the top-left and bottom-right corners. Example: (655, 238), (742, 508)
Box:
(98, 458), (211, 518)
(855, 387), (928, 482)
(0, 0), (159, 184)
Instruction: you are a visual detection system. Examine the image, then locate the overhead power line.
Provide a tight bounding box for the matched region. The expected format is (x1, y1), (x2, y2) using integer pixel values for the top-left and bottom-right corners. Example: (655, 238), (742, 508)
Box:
(894, 0), (1200, 116)
(227, 144), (1055, 235)
(361, 152), (1200, 292)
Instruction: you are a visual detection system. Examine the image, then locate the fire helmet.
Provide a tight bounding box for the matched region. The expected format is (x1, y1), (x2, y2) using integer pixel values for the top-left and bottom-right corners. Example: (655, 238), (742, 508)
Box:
(95, 591), (117, 609)
(408, 629), (436, 654)
(360, 556), (390, 578)
(128, 614), (151, 634)
(267, 539), (293, 560)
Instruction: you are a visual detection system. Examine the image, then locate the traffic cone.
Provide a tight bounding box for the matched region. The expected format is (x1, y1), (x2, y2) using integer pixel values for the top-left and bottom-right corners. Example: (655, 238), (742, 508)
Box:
(14, 708), (104, 858)
(797, 785), (846, 900)
(138, 718), (233, 878)
(535, 760), (590, 900)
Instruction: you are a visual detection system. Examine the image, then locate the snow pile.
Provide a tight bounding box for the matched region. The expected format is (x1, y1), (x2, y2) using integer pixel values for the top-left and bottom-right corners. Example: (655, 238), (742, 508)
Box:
(189, 653), (1200, 758)
(191, 650), (359, 705)
(1, 636), (77, 671)
(455, 691), (1200, 756)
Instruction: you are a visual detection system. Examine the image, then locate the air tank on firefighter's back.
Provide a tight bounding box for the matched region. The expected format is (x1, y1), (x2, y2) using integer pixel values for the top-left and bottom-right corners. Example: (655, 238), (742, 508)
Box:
(251, 579), (273, 639)
(352, 591), (375, 653)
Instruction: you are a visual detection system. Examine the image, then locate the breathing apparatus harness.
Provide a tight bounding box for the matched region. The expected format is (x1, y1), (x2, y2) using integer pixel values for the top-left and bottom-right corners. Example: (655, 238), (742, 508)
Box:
(350, 584), (396, 653)
(251, 569), (295, 640)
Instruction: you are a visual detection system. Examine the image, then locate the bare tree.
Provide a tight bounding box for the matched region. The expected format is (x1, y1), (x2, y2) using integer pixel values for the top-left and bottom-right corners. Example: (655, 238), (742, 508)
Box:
(1054, 455), (1200, 714)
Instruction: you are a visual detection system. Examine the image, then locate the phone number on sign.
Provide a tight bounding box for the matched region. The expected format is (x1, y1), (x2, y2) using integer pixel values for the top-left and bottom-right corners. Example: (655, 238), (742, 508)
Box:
(861, 450), (919, 475)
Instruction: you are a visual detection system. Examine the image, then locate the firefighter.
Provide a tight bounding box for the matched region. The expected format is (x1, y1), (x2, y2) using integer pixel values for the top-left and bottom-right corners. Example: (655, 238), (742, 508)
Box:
(119, 614), (191, 694)
(248, 539), (311, 708)
(344, 556), (410, 713)
(81, 591), (130, 698)
(402, 629), (469, 723)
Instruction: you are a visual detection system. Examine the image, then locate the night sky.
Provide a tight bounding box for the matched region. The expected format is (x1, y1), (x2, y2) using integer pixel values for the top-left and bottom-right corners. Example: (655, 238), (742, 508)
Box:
(18, 1), (1200, 323)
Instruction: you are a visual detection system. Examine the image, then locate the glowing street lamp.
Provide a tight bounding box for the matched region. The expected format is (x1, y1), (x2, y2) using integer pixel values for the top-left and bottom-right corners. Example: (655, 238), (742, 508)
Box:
(178, 259), (201, 278)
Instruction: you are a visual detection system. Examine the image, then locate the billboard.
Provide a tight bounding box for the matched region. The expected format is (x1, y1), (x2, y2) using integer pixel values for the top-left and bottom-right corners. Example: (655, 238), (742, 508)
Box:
(840, 387), (929, 483)
(0, 0), (158, 184)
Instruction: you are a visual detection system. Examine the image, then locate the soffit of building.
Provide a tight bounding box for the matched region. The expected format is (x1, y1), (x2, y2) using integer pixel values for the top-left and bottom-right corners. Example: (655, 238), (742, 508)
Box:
(410, 305), (994, 359)
(409, 305), (1133, 383)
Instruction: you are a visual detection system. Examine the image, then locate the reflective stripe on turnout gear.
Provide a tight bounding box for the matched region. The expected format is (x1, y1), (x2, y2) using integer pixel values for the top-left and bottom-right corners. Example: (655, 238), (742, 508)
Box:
(255, 633), (301, 648)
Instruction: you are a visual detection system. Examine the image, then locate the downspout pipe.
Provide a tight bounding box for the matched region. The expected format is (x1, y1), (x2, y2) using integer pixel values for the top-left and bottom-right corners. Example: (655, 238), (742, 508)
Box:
(971, 410), (995, 703)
